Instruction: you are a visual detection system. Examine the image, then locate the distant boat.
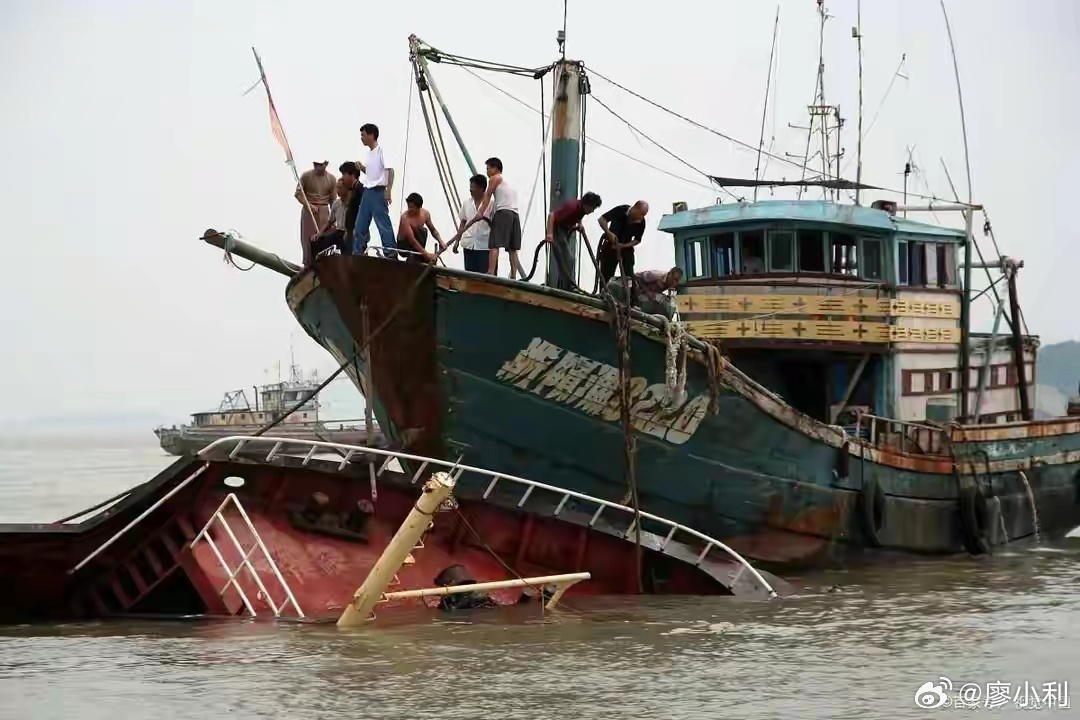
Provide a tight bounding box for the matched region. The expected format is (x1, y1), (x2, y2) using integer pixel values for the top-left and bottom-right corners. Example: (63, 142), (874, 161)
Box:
(153, 364), (383, 456)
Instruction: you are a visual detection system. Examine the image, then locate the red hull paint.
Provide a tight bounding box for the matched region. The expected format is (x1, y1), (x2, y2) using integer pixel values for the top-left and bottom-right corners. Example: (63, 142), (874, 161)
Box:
(0, 456), (756, 625)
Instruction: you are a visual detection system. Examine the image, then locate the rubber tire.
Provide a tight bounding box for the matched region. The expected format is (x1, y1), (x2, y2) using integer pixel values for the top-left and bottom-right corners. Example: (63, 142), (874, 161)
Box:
(860, 476), (886, 547)
(959, 483), (992, 556)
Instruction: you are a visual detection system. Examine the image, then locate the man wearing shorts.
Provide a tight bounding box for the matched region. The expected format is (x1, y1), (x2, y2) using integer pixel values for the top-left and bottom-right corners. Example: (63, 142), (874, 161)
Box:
(455, 157), (521, 278)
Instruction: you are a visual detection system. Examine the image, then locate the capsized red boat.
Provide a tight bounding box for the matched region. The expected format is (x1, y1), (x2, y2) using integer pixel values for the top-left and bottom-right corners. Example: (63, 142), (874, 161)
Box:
(0, 436), (785, 626)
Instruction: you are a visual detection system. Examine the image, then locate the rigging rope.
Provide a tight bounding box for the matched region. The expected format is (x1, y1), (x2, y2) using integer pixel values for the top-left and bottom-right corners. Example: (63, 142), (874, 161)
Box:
(415, 79), (458, 225)
(590, 94), (740, 202)
(458, 66), (720, 195)
(586, 66), (972, 205)
(400, 63), (415, 201)
(221, 231), (257, 271)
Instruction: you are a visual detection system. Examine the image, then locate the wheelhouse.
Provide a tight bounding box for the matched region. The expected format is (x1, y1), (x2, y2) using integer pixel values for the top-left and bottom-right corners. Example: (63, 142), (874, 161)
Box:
(659, 199), (1036, 427)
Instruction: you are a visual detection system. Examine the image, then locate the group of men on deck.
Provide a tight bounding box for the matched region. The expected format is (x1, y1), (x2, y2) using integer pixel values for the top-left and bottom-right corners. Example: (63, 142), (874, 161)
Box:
(294, 123), (683, 306)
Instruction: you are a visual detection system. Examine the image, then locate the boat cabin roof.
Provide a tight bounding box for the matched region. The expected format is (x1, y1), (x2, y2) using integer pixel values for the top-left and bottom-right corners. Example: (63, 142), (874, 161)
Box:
(658, 199), (965, 242)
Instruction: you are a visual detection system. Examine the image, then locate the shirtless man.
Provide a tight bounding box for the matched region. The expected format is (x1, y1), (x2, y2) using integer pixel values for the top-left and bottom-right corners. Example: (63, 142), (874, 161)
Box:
(396, 193), (446, 263)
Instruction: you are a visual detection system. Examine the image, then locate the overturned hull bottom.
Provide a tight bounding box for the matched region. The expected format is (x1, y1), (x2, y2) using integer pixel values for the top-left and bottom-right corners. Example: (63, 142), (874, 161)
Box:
(1, 445), (785, 625)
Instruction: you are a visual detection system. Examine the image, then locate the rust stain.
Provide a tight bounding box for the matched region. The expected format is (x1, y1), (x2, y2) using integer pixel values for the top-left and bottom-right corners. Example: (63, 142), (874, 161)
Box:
(952, 417), (1080, 443)
(314, 255), (444, 460)
(286, 271), (320, 313)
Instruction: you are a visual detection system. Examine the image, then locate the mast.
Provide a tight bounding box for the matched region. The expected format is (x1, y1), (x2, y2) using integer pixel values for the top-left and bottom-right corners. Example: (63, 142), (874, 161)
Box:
(753, 7), (780, 203)
(1005, 259), (1032, 421)
(941, 0), (975, 420)
(545, 58), (585, 289)
(794, 0), (843, 201)
(853, 0), (864, 205)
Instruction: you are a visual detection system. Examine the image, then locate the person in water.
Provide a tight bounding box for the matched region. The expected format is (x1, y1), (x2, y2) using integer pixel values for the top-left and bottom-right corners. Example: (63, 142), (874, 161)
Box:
(396, 192), (445, 263)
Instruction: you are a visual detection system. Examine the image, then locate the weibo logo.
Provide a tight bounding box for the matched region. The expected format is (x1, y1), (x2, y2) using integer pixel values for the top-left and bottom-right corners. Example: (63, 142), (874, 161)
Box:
(914, 677), (953, 709)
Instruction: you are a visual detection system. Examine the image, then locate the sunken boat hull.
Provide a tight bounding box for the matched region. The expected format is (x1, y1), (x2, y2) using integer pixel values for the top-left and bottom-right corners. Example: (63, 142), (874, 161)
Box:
(288, 256), (1080, 569)
(1, 436), (775, 625)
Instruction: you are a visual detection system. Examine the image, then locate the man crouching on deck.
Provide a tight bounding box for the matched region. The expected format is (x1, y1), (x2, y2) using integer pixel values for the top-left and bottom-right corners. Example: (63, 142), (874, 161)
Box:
(396, 193), (446, 263)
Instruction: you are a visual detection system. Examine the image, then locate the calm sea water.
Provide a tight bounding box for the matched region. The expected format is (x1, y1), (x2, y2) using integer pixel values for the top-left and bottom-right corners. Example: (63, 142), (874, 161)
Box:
(0, 431), (1078, 719)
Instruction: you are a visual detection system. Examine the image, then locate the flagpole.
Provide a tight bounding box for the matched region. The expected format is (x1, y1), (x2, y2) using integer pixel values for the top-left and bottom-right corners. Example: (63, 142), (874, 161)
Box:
(252, 46), (319, 231)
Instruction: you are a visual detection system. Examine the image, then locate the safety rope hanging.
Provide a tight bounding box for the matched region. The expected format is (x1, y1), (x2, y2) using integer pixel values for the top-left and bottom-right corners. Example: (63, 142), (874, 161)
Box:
(665, 319), (688, 408)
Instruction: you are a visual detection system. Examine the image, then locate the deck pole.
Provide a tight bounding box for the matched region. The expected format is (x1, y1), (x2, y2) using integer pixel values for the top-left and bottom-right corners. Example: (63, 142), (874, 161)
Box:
(336, 472), (456, 627)
(546, 60), (584, 290)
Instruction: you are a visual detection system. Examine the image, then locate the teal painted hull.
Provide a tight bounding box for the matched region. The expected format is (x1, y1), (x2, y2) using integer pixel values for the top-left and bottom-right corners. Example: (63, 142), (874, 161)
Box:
(287, 257), (1080, 568)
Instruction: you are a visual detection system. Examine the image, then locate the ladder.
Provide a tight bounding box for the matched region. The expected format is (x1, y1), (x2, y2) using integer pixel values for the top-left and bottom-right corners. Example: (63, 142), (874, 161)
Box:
(190, 493), (304, 618)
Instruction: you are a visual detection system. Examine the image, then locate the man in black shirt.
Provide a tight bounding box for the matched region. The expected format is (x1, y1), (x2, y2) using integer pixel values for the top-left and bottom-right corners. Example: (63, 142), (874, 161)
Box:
(341, 161), (364, 250)
(597, 201), (649, 285)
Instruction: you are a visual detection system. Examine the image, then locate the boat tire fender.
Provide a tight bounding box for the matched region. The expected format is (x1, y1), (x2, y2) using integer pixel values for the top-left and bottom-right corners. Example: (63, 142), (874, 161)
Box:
(836, 442), (851, 481)
(860, 476), (886, 547)
(959, 483), (991, 556)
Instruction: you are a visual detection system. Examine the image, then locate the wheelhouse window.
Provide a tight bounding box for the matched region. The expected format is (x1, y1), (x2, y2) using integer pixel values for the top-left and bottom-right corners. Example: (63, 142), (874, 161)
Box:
(740, 230), (765, 274)
(898, 240), (909, 285)
(860, 238), (883, 280)
(831, 233), (858, 275)
(935, 244), (956, 287)
(684, 237), (709, 279)
(768, 230), (795, 272)
(896, 240), (956, 287)
(712, 233), (736, 277)
(798, 229), (826, 272)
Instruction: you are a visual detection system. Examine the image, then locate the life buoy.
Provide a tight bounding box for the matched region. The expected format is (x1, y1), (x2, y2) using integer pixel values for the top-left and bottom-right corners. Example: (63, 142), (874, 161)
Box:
(860, 476), (886, 547)
(958, 483), (991, 555)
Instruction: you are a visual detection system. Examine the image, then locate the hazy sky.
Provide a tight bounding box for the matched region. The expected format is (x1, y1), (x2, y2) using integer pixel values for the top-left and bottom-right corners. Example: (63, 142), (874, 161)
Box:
(0, 0), (1077, 425)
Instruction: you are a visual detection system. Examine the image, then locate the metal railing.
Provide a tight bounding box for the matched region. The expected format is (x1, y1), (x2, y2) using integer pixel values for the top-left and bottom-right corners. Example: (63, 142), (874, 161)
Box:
(70, 463), (211, 574)
(199, 435), (778, 598)
(850, 411), (949, 456)
(191, 492), (305, 618)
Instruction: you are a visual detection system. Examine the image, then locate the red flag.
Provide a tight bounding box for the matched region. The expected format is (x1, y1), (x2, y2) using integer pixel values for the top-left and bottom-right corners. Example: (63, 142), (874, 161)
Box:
(268, 100), (294, 165)
(252, 47), (295, 165)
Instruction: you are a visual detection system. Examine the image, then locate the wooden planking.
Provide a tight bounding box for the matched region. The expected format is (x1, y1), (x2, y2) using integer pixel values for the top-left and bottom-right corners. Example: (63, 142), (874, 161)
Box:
(677, 293), (960, 319)
(686, 319), (960, 344)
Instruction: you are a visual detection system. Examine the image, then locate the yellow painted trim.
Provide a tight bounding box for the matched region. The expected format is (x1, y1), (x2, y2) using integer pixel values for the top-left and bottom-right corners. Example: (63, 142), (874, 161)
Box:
(677, 293), (960, 319)
(685, 319), (960, 344)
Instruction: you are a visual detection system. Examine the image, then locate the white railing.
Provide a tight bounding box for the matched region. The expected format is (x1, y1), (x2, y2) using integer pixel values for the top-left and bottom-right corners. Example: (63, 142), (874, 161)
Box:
(70, 463), (211, 574)
(191, 492), (304, 618)
(199, 435), (778, 598)
(382, 572), (591, 611)
(851, 411), (949, 456)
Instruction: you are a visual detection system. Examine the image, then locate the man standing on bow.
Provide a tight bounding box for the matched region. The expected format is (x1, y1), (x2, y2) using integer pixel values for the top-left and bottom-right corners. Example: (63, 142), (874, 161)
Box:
(453, 157), (521, 278)
(352, 123), (396, 257)
(295, 160), (337, 265)
(338, 161), (364, 250)
(545, 191), (602, 290)
(452, 174), (491, 273)
(597, 200), (649, 286)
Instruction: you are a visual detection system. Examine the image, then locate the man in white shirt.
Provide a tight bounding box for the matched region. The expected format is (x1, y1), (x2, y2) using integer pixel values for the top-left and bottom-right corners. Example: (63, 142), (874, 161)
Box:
(352, 123), (396, 257)
(451, 174), (492, 273)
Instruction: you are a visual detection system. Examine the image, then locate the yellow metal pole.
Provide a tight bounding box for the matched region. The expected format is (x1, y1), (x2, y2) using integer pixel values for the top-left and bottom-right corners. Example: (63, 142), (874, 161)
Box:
(336, 472), (456, 627)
